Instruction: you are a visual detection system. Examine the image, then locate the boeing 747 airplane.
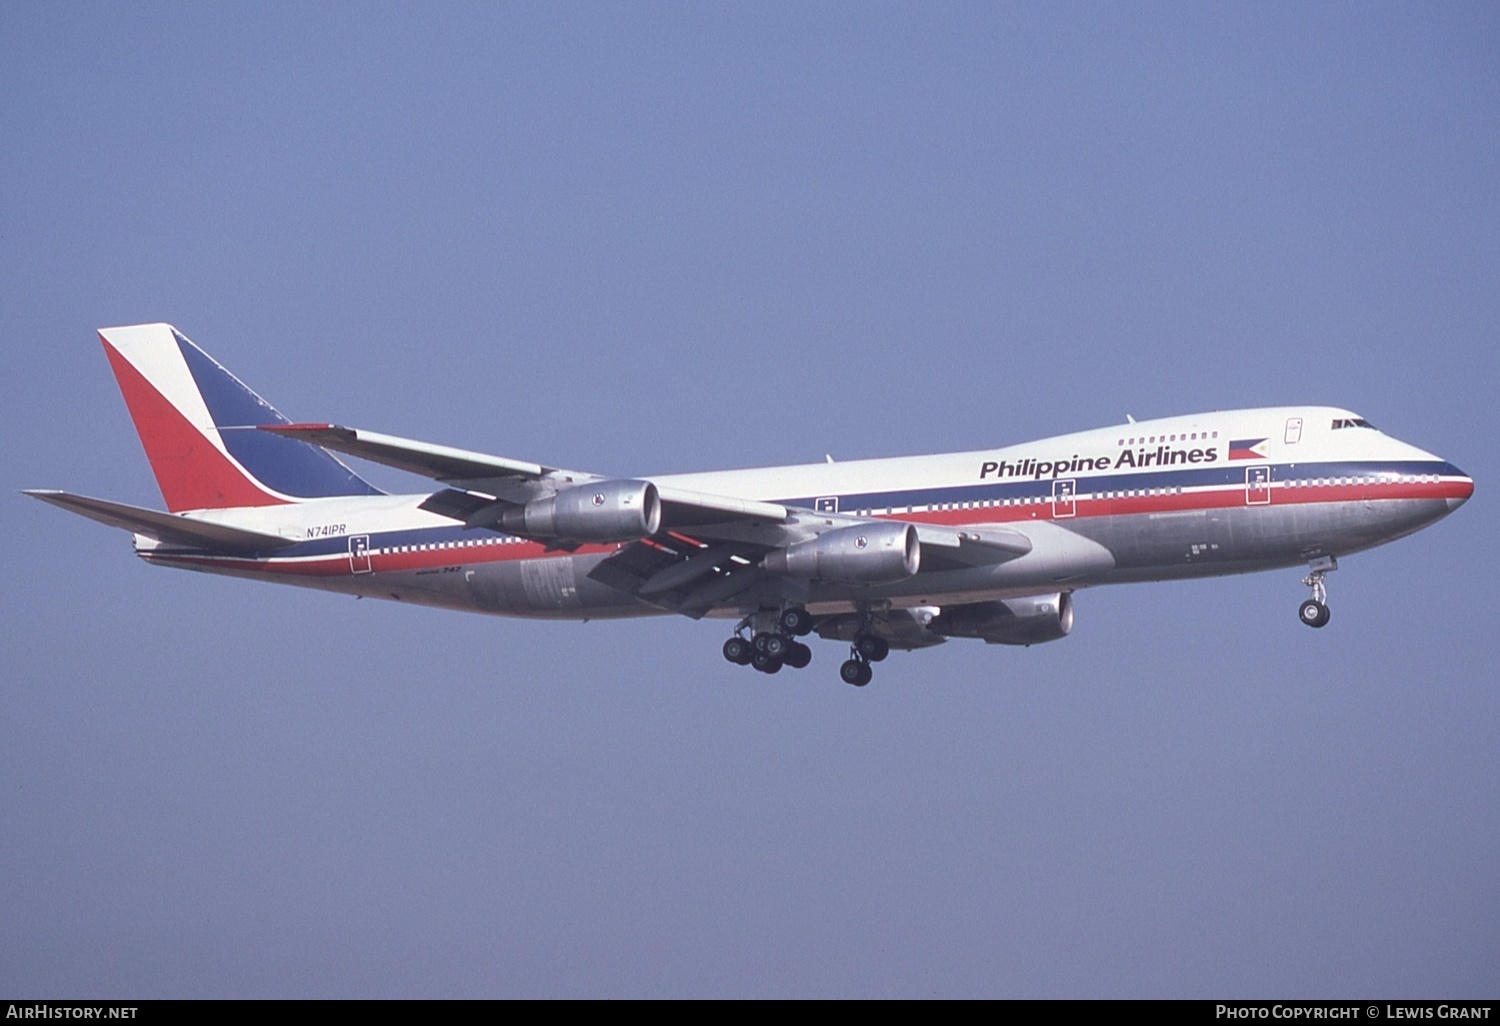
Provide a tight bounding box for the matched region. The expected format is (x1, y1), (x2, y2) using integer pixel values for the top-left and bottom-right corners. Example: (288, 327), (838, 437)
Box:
(28, 324), (1473, 685)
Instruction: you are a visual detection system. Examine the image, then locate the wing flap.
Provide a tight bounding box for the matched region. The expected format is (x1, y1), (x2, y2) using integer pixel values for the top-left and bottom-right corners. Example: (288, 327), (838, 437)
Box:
(24, 490), (296, 552)
(586, 534), (770, 619)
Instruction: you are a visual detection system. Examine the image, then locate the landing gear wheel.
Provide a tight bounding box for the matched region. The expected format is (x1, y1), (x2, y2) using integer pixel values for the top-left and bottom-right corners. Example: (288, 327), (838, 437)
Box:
(840, 658), (873, 687)
(751, 650), (784, 674)
(783, 641), (812, 669)
(854, 634), (889, 662)
(778, 607), (815, 637)
(761, 633), (791, 659)
(1299, 557), (1335, 629)
(1298, 599), (1330, 628)
(722, 637), (752, 665)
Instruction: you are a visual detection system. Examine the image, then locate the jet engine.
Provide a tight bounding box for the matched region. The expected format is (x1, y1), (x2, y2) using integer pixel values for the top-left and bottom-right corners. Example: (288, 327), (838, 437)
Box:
(500, 480), (661, 543)
(762, 522), (920, 585)
(928, 593), (1073, 646)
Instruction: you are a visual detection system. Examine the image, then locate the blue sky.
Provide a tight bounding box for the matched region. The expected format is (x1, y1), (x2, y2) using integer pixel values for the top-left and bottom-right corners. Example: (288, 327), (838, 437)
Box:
(3, 2), (1497, 997)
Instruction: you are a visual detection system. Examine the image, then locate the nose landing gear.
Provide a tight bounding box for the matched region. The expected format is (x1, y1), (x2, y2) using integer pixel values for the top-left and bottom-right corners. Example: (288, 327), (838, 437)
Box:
(1298, 556), (1336, 628)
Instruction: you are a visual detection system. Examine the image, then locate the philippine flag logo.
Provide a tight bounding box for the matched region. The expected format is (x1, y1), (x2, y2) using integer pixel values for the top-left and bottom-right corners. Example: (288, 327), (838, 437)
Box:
(1229, 438), (1270, 461)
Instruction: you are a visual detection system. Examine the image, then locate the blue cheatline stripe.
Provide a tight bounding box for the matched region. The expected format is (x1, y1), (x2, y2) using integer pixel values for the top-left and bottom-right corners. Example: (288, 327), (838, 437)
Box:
(175, 331), (383, 499)
(782, 459), (1462, 513)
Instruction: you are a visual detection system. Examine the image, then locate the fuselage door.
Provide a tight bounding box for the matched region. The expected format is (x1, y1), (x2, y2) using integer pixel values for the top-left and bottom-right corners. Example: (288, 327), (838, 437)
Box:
(1052, 479), (1077, 518)
(1246, 467), (1271, 506)
(815, 496), (839, 514)
(1285, 417), (1304, 445)
(349, 534), (373, 574)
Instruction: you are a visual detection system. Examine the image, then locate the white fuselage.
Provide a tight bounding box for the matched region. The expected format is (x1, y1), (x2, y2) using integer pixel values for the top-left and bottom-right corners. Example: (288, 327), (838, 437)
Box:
(136, 406), (1472, 623)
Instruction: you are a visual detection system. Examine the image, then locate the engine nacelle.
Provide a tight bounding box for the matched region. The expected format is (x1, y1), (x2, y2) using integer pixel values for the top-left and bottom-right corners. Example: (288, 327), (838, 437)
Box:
(762, 522), (920, 585)
(928, 593), (1073, 646)
(501, 480), (661, 543)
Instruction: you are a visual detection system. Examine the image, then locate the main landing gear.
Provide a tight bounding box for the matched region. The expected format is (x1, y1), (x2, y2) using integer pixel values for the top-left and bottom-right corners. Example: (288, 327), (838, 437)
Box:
(722, 607), (815, 676)
(722, 607), (895, 686)
(1298, 556), (1336, 628)
(838, 632), (889, 688)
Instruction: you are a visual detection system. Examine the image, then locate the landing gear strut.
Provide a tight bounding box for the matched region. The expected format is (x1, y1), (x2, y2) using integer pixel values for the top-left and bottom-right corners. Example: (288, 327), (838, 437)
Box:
(1298, 556), (1336, 628)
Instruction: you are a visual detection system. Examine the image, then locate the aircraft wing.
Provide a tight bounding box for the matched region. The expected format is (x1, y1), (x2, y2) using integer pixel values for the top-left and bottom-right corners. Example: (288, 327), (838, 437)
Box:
(260, 424), (564, 492)
(263, 423), (792, 530)
(23, 490), (296, 552)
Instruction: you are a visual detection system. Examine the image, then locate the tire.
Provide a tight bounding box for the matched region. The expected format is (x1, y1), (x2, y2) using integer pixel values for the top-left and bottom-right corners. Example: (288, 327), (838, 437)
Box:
(855, 635), (890, 662)
(784, 641), (812, 669)
(779, 608), (814, 636)
(1299, 599), (1330, 628)
(751, 651), (783, 674)
(840, 659), (872, 686)
(762, 633), (790, 659)
(723, 637), (752, 665)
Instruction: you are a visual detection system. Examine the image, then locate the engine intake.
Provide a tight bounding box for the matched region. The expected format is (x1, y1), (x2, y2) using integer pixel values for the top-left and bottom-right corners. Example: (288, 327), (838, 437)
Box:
(762, 522), (920, 585)
(928, 593), (1073, 646)
(501, 480), (661, 543)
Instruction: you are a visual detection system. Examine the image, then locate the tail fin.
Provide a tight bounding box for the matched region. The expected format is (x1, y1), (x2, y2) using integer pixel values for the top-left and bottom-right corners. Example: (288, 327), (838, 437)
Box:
(99, 323), (382, 512)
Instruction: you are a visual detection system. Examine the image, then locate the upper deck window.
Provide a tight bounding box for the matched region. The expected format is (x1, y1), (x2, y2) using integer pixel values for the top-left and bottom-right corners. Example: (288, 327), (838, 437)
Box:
(1331, 418), (1377, 430)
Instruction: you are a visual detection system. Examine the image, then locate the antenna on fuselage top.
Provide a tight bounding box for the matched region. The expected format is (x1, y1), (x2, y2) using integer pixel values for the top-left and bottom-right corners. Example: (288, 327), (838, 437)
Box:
(1126, 414), (1136, 423)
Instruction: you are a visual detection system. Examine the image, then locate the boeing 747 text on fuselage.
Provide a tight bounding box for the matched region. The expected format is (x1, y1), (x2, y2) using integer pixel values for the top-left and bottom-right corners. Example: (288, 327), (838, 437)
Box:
(28, 324), (1473, 686)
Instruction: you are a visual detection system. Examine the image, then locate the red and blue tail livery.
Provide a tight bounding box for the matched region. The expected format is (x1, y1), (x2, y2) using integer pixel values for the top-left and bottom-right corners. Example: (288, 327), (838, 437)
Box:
(30, 324), (1473, 686)
(98, 323), (380, 511)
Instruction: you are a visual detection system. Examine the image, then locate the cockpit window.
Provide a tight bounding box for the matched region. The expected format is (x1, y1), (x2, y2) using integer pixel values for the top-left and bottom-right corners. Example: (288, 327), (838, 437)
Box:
(1331, 418), (1377, 430)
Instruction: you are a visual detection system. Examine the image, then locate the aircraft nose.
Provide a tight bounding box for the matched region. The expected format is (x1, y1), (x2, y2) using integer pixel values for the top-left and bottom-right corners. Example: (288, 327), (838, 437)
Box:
(1447, 467), (1474, 512)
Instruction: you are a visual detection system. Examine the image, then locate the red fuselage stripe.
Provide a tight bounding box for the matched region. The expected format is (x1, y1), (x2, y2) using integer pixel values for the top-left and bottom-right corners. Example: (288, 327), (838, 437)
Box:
(140, 478), (1469, 579)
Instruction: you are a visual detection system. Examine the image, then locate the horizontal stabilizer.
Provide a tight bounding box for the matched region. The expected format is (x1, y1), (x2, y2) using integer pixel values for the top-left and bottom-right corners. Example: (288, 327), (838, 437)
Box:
(24, 490), (296, 552)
